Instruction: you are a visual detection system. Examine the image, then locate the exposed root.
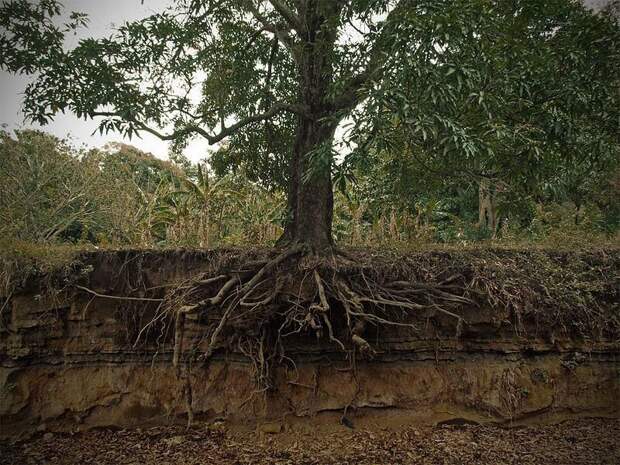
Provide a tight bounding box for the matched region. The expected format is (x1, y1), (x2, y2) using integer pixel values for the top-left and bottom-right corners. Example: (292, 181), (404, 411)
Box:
(75, 285), (164, 302)
(172, 311), (185, 376)
(182, 364), (194, 428)
(312, 269), (346, 351)
(167, 245), (473, 389)
(351, 319), (374, 356)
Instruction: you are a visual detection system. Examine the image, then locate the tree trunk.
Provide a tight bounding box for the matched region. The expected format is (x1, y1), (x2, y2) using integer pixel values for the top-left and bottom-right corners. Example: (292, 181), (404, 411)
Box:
(478, 178), (497, 234)
(280, 114), (336, 251)
(278, 0), (341, 252)
(285, 116), (336, 250)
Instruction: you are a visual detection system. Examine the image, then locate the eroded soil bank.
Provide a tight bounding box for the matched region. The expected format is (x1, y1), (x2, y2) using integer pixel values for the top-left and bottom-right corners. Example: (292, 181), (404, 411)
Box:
(0, 248), (618, 439)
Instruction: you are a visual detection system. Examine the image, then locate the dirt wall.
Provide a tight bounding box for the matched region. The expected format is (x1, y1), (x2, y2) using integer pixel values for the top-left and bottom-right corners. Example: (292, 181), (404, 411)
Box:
(1, 249), (618, 438)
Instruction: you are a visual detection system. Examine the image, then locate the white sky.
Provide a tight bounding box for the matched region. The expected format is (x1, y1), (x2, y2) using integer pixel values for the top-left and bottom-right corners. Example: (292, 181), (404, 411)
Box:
(0, 0), (211, 162)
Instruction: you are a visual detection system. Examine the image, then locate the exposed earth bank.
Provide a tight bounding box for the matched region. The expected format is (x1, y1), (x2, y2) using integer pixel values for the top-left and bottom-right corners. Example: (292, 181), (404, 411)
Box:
(1, 248), (618, 439)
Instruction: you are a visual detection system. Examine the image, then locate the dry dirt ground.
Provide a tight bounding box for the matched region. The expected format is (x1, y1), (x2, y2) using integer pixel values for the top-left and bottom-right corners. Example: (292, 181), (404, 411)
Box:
(2, 418), (619, 465)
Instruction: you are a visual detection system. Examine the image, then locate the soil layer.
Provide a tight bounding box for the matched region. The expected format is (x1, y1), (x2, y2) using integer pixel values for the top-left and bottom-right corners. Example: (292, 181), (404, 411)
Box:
(1, 248), (618, 438)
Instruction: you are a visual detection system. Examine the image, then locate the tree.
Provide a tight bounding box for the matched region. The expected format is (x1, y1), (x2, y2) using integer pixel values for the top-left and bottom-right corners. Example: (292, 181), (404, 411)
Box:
(86, 143), (187, 244)
(2, 0), (619, 251)
(339, 0), (620, 236)
(0, 129), (100, 242)
(2, 0), (619, 387)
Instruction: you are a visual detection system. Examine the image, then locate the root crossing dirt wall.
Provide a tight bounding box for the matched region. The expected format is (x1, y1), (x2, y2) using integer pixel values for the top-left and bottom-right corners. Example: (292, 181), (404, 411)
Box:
(0, 249), (618, 438)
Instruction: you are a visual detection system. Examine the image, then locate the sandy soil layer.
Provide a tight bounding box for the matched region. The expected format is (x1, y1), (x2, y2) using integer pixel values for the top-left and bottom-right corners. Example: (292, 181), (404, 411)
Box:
(1, 418), (618, 465)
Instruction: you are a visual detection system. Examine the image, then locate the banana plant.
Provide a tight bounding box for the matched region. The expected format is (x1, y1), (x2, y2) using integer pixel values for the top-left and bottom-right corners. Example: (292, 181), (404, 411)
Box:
(182, 164), (243, 247)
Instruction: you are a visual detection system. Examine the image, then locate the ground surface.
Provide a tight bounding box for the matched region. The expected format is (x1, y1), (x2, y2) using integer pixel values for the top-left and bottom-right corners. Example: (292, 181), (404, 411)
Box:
(1, 418), (618, 465)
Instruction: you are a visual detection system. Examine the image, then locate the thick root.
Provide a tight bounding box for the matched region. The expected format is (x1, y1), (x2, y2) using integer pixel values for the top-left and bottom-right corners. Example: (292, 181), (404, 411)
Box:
(167, 246), (472, 387)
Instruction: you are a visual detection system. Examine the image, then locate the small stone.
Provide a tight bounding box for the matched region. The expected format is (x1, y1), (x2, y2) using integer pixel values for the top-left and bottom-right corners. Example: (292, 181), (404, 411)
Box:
(163, 435), (184, 446)
(43, 433), (54, 441)
(258, 422), (282, 434)
(207, 421), (226, 433)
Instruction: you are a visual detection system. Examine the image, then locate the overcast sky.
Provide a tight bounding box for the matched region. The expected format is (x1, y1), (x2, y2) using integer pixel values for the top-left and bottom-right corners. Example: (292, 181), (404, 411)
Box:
(0, 0), (212, 162)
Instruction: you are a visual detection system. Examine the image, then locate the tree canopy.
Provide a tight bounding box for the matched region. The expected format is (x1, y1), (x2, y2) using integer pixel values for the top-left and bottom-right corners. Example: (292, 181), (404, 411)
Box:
(2, 0), (619, 250)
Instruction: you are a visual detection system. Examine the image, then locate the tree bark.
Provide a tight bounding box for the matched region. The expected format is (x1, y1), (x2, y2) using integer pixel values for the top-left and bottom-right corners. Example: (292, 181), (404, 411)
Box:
(279, 114), (337, 252)
(478, 178), (497, 234)
(278, 0), (341, 252)
(288, 116), (336, 250)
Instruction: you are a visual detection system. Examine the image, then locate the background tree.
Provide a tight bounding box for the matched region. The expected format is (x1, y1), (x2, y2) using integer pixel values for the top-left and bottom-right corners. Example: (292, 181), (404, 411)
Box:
(341, 0), (620, 236)
(0, 129), (100, 242)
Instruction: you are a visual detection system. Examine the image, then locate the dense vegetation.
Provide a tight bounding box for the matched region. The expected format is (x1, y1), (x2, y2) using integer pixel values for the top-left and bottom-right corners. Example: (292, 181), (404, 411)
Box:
(0, 130), (284, 248)
(0, 128), (617, 251)
(2, 0), (620, 252)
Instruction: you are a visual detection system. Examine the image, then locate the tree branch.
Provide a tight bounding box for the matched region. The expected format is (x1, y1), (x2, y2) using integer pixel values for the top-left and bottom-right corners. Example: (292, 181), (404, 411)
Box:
(333, 0), (410, 112)
(268, 0), (304, 33)
(92, 102), (307, 145)
(333, 68), (378, 113)
(263, 36), (279, 110)
(244, 0), (298, 60)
